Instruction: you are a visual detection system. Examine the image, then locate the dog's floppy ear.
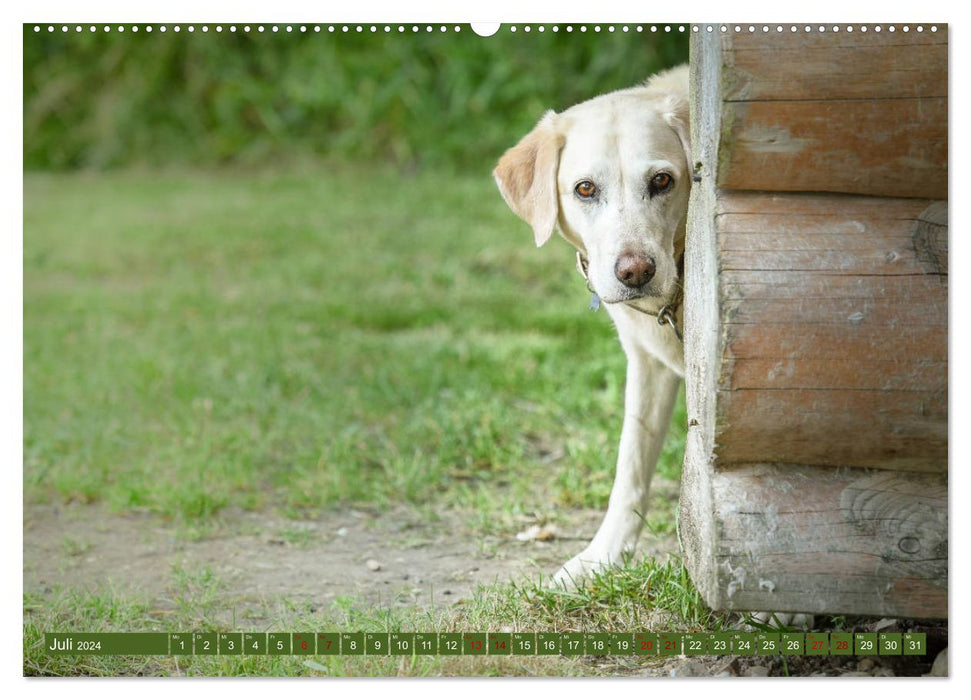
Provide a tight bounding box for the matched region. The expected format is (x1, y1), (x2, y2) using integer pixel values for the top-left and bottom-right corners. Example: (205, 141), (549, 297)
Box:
(493, 110), (563, 247)
(660, 93), (692, 180)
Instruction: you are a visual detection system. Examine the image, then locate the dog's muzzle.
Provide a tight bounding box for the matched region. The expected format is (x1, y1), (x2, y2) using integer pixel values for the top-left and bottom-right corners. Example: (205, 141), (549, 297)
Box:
(575, 250), (684, 341)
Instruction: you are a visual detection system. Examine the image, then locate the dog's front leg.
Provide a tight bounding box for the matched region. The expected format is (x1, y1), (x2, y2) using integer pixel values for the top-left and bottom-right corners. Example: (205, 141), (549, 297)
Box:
(552, 350), (682, 587)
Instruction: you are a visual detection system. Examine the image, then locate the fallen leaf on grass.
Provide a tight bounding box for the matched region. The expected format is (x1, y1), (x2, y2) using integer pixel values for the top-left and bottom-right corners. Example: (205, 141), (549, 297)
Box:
(515, 524), (557, 542)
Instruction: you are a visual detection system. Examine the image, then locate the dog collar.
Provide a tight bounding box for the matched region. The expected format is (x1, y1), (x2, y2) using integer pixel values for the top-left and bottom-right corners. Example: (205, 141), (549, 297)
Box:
(575, 251), (684, 342)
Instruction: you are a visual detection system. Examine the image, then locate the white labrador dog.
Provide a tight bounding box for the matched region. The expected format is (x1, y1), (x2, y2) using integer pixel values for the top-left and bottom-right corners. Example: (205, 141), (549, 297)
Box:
(494, 66), (690, 586)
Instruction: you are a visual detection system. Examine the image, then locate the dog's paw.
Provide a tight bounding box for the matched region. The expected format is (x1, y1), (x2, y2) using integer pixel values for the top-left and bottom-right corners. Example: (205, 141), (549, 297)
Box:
(745, 611), (815, 630)
(549, 548), (614, 589)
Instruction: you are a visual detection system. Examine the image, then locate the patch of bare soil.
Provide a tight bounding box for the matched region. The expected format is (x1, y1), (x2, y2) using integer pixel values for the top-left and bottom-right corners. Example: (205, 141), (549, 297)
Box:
(24, 500), (665, 623)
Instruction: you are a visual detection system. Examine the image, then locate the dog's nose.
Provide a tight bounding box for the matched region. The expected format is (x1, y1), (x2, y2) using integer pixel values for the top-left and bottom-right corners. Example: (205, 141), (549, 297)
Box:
(614, 253), (656, 288)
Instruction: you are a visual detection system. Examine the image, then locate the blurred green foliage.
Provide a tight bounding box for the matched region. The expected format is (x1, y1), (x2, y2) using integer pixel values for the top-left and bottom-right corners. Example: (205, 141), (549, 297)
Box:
(24, 25), (687, 171)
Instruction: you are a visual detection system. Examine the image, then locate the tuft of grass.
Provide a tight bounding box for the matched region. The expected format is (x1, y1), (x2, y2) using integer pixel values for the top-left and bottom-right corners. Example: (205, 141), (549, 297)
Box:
(507, 556), (720, 632)
(60, 535), (93, 557)
(169, 564), (225, 629)
(24, 588), (166, 676)
(274, 525), (317, 547)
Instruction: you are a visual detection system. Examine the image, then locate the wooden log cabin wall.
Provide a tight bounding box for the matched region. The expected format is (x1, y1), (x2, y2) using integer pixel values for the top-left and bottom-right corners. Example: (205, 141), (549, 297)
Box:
(681, 27), (948, 618)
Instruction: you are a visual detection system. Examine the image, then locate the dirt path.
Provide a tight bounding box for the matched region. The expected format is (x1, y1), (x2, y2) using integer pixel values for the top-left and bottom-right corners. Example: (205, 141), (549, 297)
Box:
(24, 500), (676, 625)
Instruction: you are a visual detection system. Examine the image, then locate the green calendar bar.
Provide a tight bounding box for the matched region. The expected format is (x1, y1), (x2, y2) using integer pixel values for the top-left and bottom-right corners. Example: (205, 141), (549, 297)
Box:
(170, 633), (192, 656)
(609, 633), (634, 655)
(341, 633), (364, 656)
(561, 633), (585, 656)
(537, 633), (559, 655)
(220, 633), (243, 655)
(193, 633), (217, 656)
(268, 633), (290, 655)
(634, 632), (659, 655)
(684, 633), (707, 656)
(880, 633), (903, 656)
(366, 632), (390, 655)
(243, 633), (267, 655)
(733, 632), (757, 656)
(831, 633), (853, 656)
(414, 633), (437, 655)
(758, 632), (781, 655)
(710, 633), (732, 655)
(43, 631), (931, 656)
(659, 633), (682, 656)
(904, 633), (927, 656)
(782, 632), (805, 656)
(463, 632), (487, 655)
(291, 633), (314, 655)
(390, 633), (415, 655)
(513, 632), (536, 655)
(45, 633), (170, 655)
(585, 634), (610, 656)
(806, 632), (828, 656)
(855, 633), (878, 656)
(317, 633), (340, 655)
(488, 633), (512, 655)
(438, 633), (462, 655)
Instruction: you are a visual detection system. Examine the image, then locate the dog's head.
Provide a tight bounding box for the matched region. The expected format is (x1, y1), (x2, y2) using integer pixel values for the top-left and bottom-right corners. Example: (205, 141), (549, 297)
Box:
(494, 66), (691, 309)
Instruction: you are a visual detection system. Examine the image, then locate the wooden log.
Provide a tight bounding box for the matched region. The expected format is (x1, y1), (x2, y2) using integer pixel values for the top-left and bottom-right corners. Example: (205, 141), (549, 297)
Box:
(686, 35), (948, 478)
(723, 28), (947, 102)
(681, 31), (725, 609)
(715, 28), (948, 199)
(715, 193), (947, 472)
(696, 464), (947, 617)
(681, 31), (948, 618)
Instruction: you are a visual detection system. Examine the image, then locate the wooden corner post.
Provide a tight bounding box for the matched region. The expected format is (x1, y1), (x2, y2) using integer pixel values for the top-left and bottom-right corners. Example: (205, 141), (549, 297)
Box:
(680, 28), (948, 618)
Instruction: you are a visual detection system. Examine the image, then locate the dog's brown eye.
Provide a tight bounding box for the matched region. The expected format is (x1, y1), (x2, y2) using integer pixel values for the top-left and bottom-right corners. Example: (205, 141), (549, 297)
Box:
(651, 172), (672, 191)
(575, 180), (597, 199)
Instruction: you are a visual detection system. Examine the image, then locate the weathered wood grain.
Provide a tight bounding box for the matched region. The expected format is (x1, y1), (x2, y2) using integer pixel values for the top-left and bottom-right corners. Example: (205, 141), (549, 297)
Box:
(719, 99), (947, 199)
(714, 29), (947, 198)
(713, 193), (947, 472)
(717, 389), (946, 472)
(723, 28), (947, 101)
(707, 464), (947, 617)
(725, 358), (944, 392)
(680, 30), (724, 607)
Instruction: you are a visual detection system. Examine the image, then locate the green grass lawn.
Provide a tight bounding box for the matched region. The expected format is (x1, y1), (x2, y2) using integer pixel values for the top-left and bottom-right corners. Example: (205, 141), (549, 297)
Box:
(24, 164), (685, 525)
(23, 164), (693, 676)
